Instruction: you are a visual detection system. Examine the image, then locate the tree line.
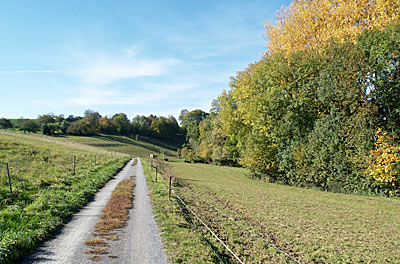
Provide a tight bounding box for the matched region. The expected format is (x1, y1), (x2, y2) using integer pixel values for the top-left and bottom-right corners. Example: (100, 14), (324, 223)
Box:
(0, 110), (181, 140)
(181, 1), (400, 196)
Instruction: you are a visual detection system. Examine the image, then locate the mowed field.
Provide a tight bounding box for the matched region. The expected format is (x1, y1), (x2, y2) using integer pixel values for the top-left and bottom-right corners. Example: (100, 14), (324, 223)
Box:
(146, 161), (400, 263)
(60, 134), (180, 158)
(0, 132), (130, 263)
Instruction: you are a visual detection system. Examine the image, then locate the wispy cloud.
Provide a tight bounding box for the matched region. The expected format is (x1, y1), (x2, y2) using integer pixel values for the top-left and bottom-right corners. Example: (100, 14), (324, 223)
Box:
(0, 70), (60, 73)
(73, 52), (180, 84)
(66, 82), (194, 107)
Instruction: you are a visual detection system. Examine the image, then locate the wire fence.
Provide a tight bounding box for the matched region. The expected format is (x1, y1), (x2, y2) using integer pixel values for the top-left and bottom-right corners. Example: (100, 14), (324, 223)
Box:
(0, 153), (119, 196)
(150, 159), (300, 264)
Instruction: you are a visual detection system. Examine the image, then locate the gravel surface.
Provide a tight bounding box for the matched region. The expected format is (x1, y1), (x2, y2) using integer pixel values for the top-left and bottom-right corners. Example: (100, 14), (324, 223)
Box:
(20, 158), (168, 264)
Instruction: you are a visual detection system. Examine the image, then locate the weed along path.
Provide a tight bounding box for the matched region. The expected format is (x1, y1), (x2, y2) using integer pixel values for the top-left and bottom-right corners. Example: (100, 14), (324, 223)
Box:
(20, 158), (167, 264)
(114, 158), (168, 263)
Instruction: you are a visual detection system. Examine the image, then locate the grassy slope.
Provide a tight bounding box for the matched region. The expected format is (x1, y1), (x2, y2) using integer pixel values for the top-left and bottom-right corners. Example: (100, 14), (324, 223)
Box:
(18, 133), (398, 262)
(164, 162), (400, 263)
(0, 132), (130, 263)
(58, 134), (181, 158)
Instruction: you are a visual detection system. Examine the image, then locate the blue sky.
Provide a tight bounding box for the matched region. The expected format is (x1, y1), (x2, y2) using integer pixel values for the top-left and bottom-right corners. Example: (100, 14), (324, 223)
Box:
(0, 0), (291, 119)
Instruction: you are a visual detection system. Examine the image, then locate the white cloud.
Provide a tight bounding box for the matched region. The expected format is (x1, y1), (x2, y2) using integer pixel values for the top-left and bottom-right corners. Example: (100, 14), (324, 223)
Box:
(74, 54), (179, 85)
(66, 82), (194, 107)
(0, 70), (59, 73)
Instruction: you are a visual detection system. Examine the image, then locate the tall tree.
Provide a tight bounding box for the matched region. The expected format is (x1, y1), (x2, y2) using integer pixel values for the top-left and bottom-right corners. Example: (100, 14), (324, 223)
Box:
(265, 0), (400, 54)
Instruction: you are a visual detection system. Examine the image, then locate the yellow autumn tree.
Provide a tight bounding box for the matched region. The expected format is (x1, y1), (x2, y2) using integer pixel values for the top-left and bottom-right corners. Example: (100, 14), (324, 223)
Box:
(367, 128), (400, 195)
(265, 0), (400, 54)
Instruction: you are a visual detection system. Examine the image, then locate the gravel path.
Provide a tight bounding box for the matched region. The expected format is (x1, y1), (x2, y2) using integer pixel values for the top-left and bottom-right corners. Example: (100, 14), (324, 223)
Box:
(20, 158), (168, 264)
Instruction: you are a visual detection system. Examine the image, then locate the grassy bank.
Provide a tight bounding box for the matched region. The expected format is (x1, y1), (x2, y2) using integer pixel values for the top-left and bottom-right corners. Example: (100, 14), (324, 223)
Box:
(148, 160), (400, 263)
(0, 133), (130, 263)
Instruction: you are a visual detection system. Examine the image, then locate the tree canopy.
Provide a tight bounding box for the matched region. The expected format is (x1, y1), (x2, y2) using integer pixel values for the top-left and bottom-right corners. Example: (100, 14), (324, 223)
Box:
(265, 0), (400, 54)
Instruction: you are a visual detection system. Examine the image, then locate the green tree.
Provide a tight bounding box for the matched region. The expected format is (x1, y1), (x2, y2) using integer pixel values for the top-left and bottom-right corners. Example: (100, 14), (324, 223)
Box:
(20, 120), (40, 133)
(112, 113), (131, 135)
(0, 118), (13, 129)
(38, 114), (56, 125)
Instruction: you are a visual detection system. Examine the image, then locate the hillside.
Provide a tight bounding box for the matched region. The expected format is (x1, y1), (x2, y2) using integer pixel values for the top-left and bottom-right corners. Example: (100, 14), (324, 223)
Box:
(145, 161), (400, 263)
(59, 134), (183, 158)
(0, 132), (129, 263)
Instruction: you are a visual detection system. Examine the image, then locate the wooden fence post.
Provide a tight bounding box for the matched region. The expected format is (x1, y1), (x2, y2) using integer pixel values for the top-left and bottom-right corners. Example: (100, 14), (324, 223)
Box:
(6, 163), (12, 195)
(155, 165), (158, 182)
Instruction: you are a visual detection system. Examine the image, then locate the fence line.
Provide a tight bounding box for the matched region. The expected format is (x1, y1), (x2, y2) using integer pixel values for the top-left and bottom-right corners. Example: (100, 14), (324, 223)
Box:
(152, 165), (230, 263)
(171, 192), (227, 264)
(179, 183), (298, 263)
(152, 161), (244, 263)
(0, 155), (117, 195)
(152, 160), (300, 264)
(173, 189), (245, 264)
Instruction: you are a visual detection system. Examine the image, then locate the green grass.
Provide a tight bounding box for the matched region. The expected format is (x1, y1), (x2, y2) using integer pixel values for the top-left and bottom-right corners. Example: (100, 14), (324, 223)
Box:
(149, 161), (400, 263)
(142, 159), (221, 263)
(0, 132), (130, 263)
(57, 134), (181, 158)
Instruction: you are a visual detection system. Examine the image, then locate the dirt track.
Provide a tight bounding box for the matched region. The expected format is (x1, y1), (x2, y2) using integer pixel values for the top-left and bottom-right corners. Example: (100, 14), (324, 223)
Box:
(20, 158), (167, 264)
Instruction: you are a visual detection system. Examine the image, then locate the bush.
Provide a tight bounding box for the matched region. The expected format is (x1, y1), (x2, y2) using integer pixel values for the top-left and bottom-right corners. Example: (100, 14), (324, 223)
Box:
(20, 120), (39, 133)
(367, 128), (400, 196)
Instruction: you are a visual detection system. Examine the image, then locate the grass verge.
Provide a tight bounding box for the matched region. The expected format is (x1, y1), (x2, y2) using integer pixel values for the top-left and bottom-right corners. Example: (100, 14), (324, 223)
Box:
(0, 133), (130, 263)
(142, 159), (224, 263)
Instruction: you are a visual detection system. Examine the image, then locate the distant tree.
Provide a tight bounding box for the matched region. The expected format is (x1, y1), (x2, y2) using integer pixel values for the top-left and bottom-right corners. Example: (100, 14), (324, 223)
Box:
(99, 117), (116, 134)
(178, 109), (189, 123)
(60, 120), (70, 134)
(20, 120), (40, 133)
(166, 115), (180, 136)
(112, 113), (131, 135)
(41, 123), (52, 135)
(132, 115), (152, 136)
(0, 118), (13, 129)
(38, 114), (56, 125)
(66, 120), (91, 135)
(83, 110), (101, 135)
(66, 115), (82, 123)
(180, 109), (208, 129)
(54, 114), (65, 123)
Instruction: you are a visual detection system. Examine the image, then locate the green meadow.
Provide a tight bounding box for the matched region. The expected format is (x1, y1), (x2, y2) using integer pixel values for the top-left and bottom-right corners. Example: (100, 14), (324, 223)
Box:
(146, 161), (400, 263)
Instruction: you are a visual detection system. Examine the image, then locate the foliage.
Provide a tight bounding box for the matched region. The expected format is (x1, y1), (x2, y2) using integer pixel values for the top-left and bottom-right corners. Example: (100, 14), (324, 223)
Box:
(41, 123), (52, 135)
(367, 128), (400, 195)
(265, 0), (400, 54)
(112, 113), (131, 135)
(20, 120), (40, 133)
(195, 23), (400, 195)
(0, 118), (13, 129)
(38, 113), (56, 125)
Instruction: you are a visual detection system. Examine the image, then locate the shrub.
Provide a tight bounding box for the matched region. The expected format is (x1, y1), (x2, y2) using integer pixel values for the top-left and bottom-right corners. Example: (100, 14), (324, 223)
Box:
(367, 128), (400, 196)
